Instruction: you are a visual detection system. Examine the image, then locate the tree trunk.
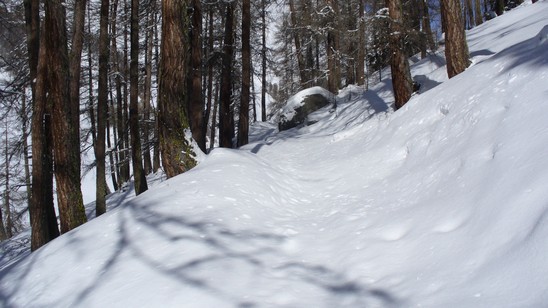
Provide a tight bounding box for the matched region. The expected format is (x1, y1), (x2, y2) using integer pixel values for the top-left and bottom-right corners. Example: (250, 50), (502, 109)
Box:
(142, 1), (155, 175)
(203, 8), (215, 146)
(69, 0), (87, 141)
(1, 125), (9, 240)
(356, 0), (366, 86)
(387, 0), (413, 109)
(96, 0), (110, 216)
(46, 0), (87, 233)
(130, 0), (148, 194)
(238, 0), (251, 147)
(288, 0), (307, 87)
(29, 0), (60, 250)
(421, 0), (436, 54)
(465, 0), (475, 29)
(442, 0), (470, 78)
(261, 0), (268, 121)
(474, 0), (483, 26)
(219, 1), (236, 148)
(326, 0), (340, 94)
(158, 0), (197, 178)
(188, 0), (206, 152)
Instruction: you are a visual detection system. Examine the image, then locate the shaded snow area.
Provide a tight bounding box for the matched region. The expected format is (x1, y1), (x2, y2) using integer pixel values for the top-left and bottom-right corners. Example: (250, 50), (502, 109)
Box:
(2, 2), (548, 307)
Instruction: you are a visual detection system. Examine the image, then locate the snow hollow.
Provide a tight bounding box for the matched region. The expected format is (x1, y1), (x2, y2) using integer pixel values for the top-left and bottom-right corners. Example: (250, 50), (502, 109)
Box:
(1, 1), (548, 307)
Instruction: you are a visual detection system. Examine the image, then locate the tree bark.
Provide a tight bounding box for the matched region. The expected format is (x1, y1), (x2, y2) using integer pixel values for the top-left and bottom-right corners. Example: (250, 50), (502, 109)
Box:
(29, 0), (60, 250)
(158, 0), (197, 178)
(238, 0), (251, 147)
(356, 0), (366, 86)
(188, 0), (206, 152)
(474, 0), (483, 26)
(219, 1), (236, 148)
(96, 0), (110, 216)
(142, 1), (156, 175)
(442, 0), (470, 78)
(130, 0), (148, 194)
(261, 0), (268, 121)
(46, 0), (87, 233)
(326, 0), (341, 94)
(387, 0), (413, 109)
(288, 0), (307, 87)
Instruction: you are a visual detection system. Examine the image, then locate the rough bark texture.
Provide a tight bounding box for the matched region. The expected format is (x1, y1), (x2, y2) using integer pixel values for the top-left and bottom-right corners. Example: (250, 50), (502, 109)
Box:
(387, 0), (413, 109)
(29, 0), (60, 250)
(238, 0), (251, 147)
(46, 0), (87, 233)
(96, 0), (110, 216)
(159, 0), (197, 178)
(130, 0), (148, 194)
(442, 0), (470, 78)
(188, 0), (206, 152)
(219, 1), (236, 148)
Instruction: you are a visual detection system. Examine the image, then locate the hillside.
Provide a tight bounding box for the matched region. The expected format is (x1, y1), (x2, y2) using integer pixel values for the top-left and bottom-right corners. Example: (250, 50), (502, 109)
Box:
(1, 1), (548, 307)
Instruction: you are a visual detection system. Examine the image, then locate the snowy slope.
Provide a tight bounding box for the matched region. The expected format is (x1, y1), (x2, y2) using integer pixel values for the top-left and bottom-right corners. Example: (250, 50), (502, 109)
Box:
(2, 2), (548, 307)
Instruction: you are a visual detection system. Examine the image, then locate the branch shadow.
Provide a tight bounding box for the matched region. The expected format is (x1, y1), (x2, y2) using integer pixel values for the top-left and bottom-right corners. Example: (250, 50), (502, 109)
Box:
(67, 199), (402, 307)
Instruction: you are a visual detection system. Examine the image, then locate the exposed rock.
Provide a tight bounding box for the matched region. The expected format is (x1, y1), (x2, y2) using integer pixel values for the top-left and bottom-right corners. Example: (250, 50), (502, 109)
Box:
(278, 88), (335, 131)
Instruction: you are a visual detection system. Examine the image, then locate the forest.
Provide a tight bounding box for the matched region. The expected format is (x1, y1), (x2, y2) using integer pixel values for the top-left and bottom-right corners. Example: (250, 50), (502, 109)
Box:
(0, 0), (524, 251)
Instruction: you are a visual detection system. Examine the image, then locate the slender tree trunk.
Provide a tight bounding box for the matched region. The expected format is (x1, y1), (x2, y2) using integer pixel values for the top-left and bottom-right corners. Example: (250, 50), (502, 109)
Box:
(22, 91), (32, 210)
(238, 0), (251, 147)
(87, 2), (97, 149)
(465, 0), (475, 29)
(96, 0), (110, 216)
(203, 8), (215, 146)
(152, 18), (161, 173)
(387, 0), (413, 109)
(421, 0), (436, 54)
(142, 1), (155, 174)
(356, 0), (366, 86)
(130, 0), (148, 194)
(188, 0), (206, 152)
(442, 0), (470, 78)
(1, 124), (9, 240)
(159, 0), (197, 178)
(29, 0), (60, 250)
(209, 80), (220, 151)
(261, 0), (268, 121)
(326, 0), (341, 94)
(474, 0), (483, 26)
(219, 1), (236, 148)
(288, 0), (307, 87)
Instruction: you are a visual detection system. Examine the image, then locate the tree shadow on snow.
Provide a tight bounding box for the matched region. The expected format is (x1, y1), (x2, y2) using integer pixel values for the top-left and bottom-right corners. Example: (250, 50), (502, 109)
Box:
(67, 200), (402, 307)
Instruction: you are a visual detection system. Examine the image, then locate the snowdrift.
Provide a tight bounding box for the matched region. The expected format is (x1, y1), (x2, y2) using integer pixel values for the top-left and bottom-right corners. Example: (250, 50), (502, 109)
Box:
(1, 2), (548, 307)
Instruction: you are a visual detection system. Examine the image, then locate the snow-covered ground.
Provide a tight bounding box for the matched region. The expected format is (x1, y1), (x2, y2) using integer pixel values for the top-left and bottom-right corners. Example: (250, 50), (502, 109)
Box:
(2, 2), (548, 307)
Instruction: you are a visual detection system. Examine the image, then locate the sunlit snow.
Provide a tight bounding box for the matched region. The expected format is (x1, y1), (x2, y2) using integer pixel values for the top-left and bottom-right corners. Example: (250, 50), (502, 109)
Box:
(1, 1), (548, 307)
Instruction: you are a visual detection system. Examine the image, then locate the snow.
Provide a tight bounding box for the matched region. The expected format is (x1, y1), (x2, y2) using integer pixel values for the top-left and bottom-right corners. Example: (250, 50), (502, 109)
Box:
(2, 1), (548, 307)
